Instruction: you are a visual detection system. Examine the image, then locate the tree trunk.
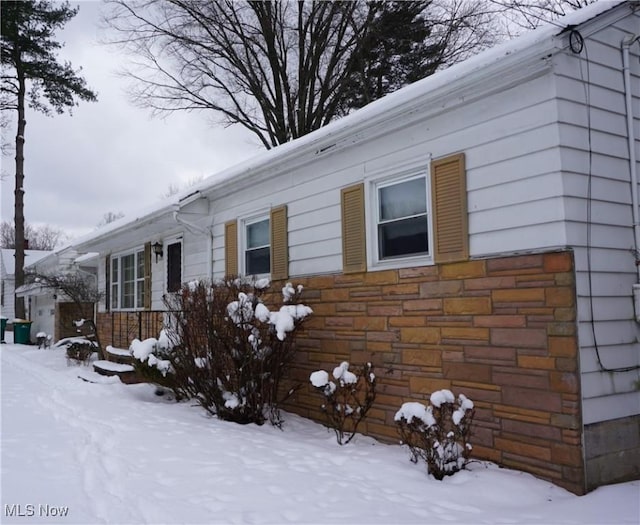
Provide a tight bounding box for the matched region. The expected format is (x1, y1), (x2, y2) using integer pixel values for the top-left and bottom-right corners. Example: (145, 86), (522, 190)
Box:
(13, 53), (26, 320)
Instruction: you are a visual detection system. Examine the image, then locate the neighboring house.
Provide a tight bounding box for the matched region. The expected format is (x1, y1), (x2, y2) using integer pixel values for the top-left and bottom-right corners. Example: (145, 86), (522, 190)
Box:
(0, 248), (52, 322)
(73, 1), (640, 495)
(15, 246), (98, 343)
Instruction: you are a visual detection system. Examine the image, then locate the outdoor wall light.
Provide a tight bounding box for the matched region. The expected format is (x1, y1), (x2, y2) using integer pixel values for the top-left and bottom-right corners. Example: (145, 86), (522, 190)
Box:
(152, 241), (164, 262)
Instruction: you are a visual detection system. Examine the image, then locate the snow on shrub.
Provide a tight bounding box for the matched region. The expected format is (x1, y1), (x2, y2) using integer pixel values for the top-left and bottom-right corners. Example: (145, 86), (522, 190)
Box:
(395, 390), (475, 480)
(158, 278), (312, 426)
(131, 334), (174, 376)
(63, 340), (95, 365)
(310, 361), (376, 445)
(129, 331), (177, 390)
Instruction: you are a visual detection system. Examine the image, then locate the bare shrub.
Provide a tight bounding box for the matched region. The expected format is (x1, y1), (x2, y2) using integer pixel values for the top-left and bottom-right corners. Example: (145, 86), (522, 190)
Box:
(63, 340), (95, 366)
(150, 278), (311, 426)
(395, 390), (475, 480)
(310, 361), (376, 445)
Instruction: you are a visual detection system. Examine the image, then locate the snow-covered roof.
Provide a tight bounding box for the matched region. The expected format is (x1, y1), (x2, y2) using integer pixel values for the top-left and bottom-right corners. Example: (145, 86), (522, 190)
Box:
(73, 252), (99, 265)
(0, 249), (53, 276)
(73, 0), (627, 251)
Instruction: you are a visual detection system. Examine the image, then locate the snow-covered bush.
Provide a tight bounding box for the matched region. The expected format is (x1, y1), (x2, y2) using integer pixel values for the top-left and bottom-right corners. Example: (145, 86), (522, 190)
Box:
(62, 339), (95, 366)
(395, 390), (475, 480)
(310, 361), (376, 445)
(130, 331), (177, 391)
(160, 278), (311, 425)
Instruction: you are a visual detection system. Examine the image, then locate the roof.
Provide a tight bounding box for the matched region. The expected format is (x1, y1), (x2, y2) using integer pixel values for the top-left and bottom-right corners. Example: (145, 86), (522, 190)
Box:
(0, 249), (53, 276)
(73, 0), (628, 252)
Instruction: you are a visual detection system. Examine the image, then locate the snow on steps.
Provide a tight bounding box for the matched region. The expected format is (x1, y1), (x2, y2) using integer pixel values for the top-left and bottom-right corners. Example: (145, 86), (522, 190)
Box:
(105, 345), (135, 365)
(93, 345), (144, 384)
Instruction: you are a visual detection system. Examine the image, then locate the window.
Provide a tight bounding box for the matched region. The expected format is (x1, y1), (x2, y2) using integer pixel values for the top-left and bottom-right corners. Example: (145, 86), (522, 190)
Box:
(244, 216), (270, 275)
(166, 241), (182, 293)
(376, 176), (429, 260)
(342, 152), (467, 273)
(110, 249), (146, 310)
(225, 206), (288, 279)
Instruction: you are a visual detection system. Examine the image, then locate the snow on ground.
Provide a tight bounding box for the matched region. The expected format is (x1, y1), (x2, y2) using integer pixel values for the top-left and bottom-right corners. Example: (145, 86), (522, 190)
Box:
(1, 340), (638, 525)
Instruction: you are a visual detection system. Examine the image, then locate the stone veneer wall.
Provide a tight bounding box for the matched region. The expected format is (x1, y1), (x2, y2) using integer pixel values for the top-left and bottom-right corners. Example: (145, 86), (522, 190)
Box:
(274, 250), (585, 494)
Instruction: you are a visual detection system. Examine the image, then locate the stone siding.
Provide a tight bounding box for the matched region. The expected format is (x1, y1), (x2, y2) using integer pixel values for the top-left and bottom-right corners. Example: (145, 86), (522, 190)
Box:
(275, 250), (585, 494)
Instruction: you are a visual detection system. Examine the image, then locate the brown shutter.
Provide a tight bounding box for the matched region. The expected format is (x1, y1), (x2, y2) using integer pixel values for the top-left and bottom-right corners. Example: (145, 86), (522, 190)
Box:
(225, 220), (238, 277)
(105, 255), (110, 311)
(341, 183), (367, 274)
(270, 205), (288, 280)
(431, 153), (468, 263)
(144, 242), (152, 310)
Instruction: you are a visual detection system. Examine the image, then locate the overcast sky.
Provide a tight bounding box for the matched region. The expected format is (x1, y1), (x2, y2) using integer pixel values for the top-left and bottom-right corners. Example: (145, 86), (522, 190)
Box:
(1, 0), (262, 242)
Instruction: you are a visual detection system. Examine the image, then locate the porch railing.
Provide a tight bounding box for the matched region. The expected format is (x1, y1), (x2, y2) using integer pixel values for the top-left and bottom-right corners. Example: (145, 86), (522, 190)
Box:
(100, 311), (166, 349)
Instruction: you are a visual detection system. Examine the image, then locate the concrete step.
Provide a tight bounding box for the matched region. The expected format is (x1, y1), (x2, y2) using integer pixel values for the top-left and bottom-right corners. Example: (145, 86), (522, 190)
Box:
(105, 345), (134, 365)
(93, 360), (141, 384)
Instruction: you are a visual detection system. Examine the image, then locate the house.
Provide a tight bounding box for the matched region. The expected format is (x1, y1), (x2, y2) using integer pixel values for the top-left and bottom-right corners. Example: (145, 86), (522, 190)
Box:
(73, 1), (640, 495)
(0, 248), (52, 323)
(14, 246), (98, 343)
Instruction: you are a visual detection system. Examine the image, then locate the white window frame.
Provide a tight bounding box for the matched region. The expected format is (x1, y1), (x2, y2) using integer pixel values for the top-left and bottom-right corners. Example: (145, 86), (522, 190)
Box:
(239, 211), (271, 277)
(110, 247), (146, 311)
(365, 159), (433, 271)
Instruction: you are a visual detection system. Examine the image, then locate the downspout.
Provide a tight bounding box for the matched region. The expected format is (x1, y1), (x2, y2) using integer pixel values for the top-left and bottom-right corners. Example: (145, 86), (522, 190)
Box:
(172, 208), (214, 282)
(622, 35), (640, 319)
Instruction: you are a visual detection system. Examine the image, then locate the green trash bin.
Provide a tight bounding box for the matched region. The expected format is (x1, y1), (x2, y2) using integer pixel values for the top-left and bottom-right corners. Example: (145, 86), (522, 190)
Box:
(0, 317), (7, 343)
(13, 320), (32, 344)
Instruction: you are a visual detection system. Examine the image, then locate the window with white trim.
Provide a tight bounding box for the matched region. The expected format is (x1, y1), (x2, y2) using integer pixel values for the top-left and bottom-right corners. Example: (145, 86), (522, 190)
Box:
(242, 215), (270, 275)
(376, 175), (429, 260)
(362, 164), (433, 271)
(110, 249), (146, 310)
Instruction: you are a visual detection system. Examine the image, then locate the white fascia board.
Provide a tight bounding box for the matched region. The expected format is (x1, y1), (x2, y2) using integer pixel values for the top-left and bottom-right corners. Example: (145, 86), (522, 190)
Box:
(73, 210), (178, 254)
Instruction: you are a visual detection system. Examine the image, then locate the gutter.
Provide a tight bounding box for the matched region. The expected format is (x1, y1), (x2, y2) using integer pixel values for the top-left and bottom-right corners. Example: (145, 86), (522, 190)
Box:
(172, 205), (213, 281)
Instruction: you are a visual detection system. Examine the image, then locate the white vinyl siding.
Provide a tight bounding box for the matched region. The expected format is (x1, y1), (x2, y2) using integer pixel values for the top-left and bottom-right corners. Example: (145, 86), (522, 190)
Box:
(552, 10), (640, 424)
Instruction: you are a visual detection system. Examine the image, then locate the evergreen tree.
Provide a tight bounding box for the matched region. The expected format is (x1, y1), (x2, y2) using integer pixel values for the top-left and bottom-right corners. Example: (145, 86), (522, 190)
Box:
(340, 1), (446, 111)
(1, 1), (96, 318)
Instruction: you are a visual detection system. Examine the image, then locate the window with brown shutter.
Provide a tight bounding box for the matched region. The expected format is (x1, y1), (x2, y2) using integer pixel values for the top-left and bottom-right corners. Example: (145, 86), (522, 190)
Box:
(270, 205), (288, 280)
(431, 153), (468, 263)
(341, 183), (367, 273)
(225, 220), (238, 277)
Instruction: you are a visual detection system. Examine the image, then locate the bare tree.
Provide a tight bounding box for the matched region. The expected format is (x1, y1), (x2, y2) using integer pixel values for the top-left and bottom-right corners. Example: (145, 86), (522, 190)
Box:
(96, 211), (125, 227)
(489, 0), (595, 33)
(0, 220), (68, 250)
(25, 270), (105, 358)
(162, 174), (204, 199)
(104, 0), (497, 149)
